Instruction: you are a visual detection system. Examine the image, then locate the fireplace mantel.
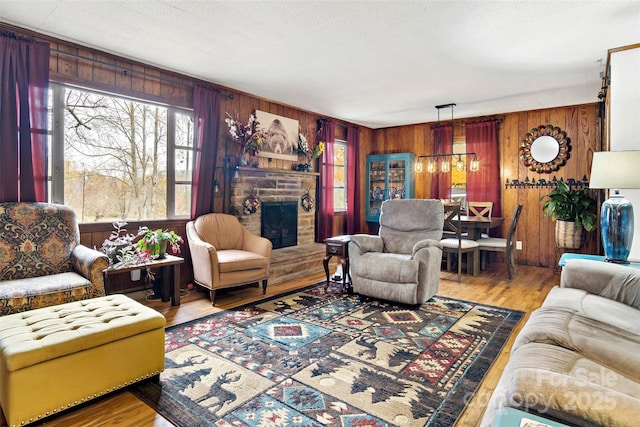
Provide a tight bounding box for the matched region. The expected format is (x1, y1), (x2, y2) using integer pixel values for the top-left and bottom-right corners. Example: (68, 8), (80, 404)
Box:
(236, 166), (320, 177)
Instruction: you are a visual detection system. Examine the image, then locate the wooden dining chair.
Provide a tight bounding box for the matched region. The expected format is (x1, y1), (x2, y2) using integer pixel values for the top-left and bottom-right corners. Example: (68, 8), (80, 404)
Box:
(467, 201), (493, 238)
(441, 203), (480, 281)
(478, 204), (523, 279)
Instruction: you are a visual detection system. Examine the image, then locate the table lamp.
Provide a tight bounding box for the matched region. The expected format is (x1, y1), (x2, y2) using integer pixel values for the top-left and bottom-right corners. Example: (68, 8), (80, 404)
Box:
(589, 150), (640, 263)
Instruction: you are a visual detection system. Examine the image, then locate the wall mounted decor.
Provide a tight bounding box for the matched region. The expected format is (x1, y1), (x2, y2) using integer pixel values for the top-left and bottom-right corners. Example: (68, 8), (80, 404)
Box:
(519, 125), (571, 173)
(505, 176), (589, 190)
(243, 187), (260, 215)
(301, 189), (314, 211)
(255, 110), (299, 162)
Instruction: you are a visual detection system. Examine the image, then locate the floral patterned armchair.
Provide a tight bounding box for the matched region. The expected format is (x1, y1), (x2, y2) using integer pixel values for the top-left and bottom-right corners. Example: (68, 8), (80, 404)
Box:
(0, 202), (109, 315)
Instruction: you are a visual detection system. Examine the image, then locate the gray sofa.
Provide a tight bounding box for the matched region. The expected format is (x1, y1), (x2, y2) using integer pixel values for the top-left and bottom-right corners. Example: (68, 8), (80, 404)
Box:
(481, 259), (640, 427)
(348, 199), (443, 305)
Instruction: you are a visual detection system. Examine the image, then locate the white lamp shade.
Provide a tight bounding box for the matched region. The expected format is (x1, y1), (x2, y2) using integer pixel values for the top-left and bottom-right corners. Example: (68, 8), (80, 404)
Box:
(589, 151), (640, 189)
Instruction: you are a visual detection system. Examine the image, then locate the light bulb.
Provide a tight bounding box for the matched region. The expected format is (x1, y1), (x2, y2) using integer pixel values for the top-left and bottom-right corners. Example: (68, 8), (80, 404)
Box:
(470, 157), (480, 172)
(427, 159), (437, 173)
(455, 155), (465, 172)
(415, 160), (423, 173)
(441, 158), (450, 173)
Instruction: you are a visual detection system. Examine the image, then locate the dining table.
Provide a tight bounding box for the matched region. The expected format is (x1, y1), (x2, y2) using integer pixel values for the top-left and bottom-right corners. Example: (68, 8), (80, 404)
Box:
(458, 215), (504, 240)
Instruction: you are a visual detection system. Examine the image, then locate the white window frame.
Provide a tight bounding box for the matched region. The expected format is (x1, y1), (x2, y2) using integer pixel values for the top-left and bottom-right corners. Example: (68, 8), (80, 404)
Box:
(333, 139), (347, 212)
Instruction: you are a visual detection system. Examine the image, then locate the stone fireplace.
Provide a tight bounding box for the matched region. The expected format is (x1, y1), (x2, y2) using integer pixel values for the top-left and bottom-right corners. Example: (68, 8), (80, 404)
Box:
(229, 167), (325, 285)
(230, 167), (318, 245)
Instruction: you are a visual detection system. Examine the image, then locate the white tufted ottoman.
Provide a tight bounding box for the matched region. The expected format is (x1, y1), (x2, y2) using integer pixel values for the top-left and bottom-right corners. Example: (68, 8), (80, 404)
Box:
(0, 294), (165, 426)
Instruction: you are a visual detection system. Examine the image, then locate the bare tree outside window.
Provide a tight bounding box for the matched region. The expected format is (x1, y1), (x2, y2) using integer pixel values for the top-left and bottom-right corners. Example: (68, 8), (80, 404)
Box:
(49, 86), (192, 222)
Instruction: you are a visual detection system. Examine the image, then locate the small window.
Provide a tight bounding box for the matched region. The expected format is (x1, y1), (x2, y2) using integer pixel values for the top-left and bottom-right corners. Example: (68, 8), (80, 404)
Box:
(334, 140), (347, 211)
(450, 141), (467, 208)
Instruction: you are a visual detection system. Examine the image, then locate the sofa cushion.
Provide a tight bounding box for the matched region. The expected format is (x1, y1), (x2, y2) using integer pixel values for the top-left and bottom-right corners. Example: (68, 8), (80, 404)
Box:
(379, 199), (443, 254)
(514, 305), (640, 382)
(0, 203), (78, 281)
(0, 272), (94, 316)
(351, 252), (418, 284)
(484, 342), (640, 427)
(541, 286), (640, 335)
(216, 249), (268, 273)
(194, 214), (244, 250)
(561, 259), (640, 309)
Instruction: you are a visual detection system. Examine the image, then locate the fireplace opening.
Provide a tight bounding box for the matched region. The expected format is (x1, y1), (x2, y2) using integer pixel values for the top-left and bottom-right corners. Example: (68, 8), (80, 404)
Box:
(261, 201), (298, 249)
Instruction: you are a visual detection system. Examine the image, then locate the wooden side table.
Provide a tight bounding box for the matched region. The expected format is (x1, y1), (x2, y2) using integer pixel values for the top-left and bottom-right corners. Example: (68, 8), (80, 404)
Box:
(103, 255), (184, 306)
(323, 235), (351, 292)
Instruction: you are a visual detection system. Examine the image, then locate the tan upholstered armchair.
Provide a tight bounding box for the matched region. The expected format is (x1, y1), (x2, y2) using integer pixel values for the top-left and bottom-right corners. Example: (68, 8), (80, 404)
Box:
(0, 202), (109, 315)
(186, 213), (272, 305)
(349, 199), (444, 305)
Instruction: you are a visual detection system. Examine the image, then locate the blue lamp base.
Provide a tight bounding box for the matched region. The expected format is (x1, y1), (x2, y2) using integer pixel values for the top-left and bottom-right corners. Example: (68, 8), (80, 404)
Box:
(600, 192), (634, 264)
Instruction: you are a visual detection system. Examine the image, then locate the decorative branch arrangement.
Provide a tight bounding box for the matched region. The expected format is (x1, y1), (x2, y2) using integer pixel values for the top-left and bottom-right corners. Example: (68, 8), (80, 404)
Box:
(225, 111), (268, 159)
(505, 175), (589, 190)
(298, 128), (325, 163)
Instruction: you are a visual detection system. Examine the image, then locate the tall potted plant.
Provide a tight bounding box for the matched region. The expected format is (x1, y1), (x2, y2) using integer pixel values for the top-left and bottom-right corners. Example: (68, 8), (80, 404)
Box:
(541, 180), (597, 249)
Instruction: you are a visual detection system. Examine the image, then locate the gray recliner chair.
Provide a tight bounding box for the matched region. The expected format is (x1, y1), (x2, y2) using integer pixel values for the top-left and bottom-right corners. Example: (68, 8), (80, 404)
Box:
(349, 199), (444, 305)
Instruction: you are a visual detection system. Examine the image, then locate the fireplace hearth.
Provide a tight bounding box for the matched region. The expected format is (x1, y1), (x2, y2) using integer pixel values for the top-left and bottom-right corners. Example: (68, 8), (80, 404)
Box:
(261, 201), (298, 249)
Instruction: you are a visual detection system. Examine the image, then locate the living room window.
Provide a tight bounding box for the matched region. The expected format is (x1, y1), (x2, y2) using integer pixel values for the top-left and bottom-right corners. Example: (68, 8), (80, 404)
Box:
(334, 139), (347, 212)
(451, 140), (467, 207)
(47, 84), (194, 222)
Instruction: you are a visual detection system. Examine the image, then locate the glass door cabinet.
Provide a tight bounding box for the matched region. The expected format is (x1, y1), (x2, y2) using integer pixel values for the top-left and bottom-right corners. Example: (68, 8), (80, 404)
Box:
(365, 153), (415, 222)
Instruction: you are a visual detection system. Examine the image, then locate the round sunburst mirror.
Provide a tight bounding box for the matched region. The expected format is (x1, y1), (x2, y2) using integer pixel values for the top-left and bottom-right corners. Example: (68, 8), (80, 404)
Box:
(519, 125), (571, 173)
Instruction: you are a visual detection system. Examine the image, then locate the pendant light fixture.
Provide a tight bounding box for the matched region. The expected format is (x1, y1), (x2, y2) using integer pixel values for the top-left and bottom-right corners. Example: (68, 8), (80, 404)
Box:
(415, 103), (480, 174)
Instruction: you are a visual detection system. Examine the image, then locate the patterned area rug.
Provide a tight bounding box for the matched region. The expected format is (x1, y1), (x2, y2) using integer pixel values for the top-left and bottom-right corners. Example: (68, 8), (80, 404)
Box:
(131, 283), (523, 426)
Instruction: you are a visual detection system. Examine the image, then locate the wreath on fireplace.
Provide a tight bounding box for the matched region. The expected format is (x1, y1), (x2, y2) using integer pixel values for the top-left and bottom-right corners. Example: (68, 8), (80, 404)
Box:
(301, 190), (314, 212)
(243, 187), (260, 215)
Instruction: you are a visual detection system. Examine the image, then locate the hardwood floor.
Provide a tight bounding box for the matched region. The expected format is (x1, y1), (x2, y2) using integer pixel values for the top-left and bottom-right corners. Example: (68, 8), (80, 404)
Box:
(2, 263), (559, 427)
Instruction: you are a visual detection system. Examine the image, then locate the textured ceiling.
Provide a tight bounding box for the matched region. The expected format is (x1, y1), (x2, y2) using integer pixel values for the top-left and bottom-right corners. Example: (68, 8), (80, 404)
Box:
(1, 1), (639, 128)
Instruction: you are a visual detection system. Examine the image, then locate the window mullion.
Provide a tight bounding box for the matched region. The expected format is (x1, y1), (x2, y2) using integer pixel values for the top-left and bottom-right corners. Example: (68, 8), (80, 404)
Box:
(51, 84), (65, 205)
(167, 109), (176, 219)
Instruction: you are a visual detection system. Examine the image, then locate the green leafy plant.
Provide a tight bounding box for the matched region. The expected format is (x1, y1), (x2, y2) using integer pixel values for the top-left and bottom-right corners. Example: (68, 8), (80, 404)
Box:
(137, 227), (183, 258)
(541, 180), (597, 231)
(101, 221), (148, 267)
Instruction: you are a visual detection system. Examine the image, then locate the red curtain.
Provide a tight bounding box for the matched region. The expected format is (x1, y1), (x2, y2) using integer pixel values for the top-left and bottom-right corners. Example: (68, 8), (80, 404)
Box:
(429, 125), (452, 200)
(466, 120), (501, 217)
(191, 85), (220, 218)
(0, 32), (50, 202)
(346, 125), (360, 234)
(316, 119), (335, 242)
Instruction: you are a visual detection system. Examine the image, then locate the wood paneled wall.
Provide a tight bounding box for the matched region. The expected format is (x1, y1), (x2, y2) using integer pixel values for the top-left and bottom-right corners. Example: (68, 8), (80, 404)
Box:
(369, 104), (602, 268)
(4, 23), (601, 271)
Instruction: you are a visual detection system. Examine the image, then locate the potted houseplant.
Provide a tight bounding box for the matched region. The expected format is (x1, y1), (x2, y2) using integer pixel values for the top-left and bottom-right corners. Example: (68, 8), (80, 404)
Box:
(541, 180), (597, 249)
(137, 227), (183, 259)
(101, 221), (147, 267)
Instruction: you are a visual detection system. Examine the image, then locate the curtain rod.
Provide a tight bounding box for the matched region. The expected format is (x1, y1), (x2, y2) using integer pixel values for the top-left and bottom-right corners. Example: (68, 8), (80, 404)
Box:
(51, 48), (234, 99)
